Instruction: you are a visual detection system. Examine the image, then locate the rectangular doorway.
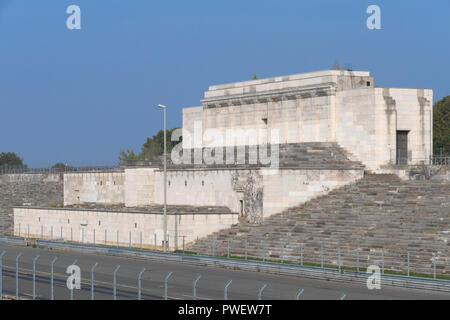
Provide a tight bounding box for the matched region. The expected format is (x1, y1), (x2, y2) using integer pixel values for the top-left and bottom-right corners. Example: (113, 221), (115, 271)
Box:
(396, 131), (408, 165)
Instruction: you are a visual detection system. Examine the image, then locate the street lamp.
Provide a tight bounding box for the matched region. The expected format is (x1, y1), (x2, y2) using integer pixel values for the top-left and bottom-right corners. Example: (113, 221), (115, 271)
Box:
(158, 104), (168, 253)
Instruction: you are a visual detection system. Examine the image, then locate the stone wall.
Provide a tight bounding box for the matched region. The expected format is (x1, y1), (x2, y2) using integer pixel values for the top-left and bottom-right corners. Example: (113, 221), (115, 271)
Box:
(13, 207), (238, 249)
(335, 88), (433, 171)
(0, 174), (63, 233)
(62, 142), (364, 223)
(153, 169), (244, 213)
(261, 168), (364, 218)
(64, 171), (125, 205)
(182, 70), (433, 171)
(124, 168), (156, 207)
(192, 174), (450, 276)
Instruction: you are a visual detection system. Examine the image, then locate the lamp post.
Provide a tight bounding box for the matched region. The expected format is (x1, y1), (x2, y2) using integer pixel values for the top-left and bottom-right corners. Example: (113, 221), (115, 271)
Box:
(158, 104), (168, 253)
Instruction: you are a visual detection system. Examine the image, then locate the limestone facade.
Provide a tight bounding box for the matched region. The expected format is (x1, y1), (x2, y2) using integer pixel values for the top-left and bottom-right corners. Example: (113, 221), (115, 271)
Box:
(183, 70), (433, 171)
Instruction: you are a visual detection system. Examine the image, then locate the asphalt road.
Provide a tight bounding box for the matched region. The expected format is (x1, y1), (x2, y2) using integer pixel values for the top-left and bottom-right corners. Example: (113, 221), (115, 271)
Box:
(0, 242), (448, 300)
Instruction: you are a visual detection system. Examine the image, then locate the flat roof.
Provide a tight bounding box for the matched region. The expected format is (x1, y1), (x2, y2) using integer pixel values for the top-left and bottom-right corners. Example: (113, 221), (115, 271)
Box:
(208, 70), (371, 91)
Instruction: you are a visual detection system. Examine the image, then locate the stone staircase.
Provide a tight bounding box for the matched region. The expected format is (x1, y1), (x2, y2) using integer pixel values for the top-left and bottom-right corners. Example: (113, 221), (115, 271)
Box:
(132, 142), (364, 170)
(188, 174), (450, 275)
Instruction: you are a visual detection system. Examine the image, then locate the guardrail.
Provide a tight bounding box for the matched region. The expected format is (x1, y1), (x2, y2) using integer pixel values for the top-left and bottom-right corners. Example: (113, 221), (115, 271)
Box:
(0, 240), (347, 300)
(16, 238), (450, 293)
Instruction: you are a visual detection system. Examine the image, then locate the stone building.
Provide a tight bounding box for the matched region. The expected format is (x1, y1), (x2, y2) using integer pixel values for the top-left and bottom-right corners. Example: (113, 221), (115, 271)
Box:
(183, 69), (433, 170)
(13, 69), (436, 249)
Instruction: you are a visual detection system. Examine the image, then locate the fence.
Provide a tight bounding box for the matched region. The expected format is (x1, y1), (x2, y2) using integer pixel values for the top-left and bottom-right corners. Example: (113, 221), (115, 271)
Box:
(189, 237), (449, 279)
(3, 222), (450, 280)
(388, 148), (450, 166)
(432, 156), (450, 166)
(0, 165), (120, 175)
(0, 248), (334, 300)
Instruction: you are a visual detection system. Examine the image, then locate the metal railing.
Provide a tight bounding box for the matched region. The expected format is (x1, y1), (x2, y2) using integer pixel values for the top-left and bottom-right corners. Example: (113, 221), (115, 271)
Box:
(0, 247), (330, 300)
(1, 231), (449, 296)
(0, 165), (120, 175)
(4, 223), (449, 279)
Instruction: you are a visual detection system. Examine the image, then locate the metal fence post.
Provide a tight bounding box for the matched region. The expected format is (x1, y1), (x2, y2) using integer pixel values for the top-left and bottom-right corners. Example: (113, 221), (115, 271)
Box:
(258, 283), (267, 300)
(182, 236), (185, 254)
(50, 257), (57, 300)
(71, 227), (73, 242)
(192, 274), (201, 300)
(60, 226), (63, 240)
(51, 226), (53, 240)
(281, 242), (284, 264)
(15, 252), (22, 300)
(227, 240), (230, 259)
(356, 249), (359, 273)
(434, 253), (436, 280)
(105, 229), (107, 245)
(140, 232), (143, 249)
(321, 243), (324, 269)
(90, 262), (98, 300)
(41, 225), (43, 239)
(338, 248), (341, 273)
(154, 233), (157, 250)
(295, 288), (304, 300)
(224, 280), (232, 300)
(117, 231), (119, 248)
(300, 245), (303, 266)
(27, 224), (30, 238)
(164, 272), (173, 300)
(245, 239), (248, 260)
(32, 255), (40, 300)
(212, 239), (215, 257)
(407, 251), (410, 277)
(0, 251), (5, 300)
(138, 268), (146, 300)
(93, 229), (96, 245)
(196, 236), (199, 255)
(129, 231), (131, 248)
(382, 249), (385, 274)
(18, 224), (21, 237)
(262, 240), (265, 262)
(113, 265), (120, 300)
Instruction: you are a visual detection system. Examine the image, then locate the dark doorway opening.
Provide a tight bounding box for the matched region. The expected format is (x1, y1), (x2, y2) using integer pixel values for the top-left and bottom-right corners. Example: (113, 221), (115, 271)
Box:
(239, 200), (244, 216)
(396, 131), (409, 165)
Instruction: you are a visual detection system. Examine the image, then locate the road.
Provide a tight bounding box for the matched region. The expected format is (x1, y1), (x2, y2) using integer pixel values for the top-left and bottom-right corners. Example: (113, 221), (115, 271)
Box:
(0, 242), (448, 300)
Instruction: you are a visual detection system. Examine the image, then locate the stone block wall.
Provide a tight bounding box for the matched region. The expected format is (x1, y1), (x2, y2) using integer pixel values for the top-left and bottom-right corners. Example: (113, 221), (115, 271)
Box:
(64, 171), (125, 205)
(261, 169), (364, 218)
(124, 168), (156, 207)
(182, 70), (433, 171)
(0, 174), (63, 233)
(14, 207), (238, 249)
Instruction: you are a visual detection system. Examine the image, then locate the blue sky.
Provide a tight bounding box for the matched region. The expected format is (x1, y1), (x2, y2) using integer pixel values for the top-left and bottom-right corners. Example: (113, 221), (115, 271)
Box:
(0, 0), (448, 167)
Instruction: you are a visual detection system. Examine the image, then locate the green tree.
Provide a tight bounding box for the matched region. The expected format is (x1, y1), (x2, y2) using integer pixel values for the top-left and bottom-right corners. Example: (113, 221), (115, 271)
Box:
(0, 152), (26, 168)
(252, 73), (258, 80)
(118, 149), (140, 165)
(119, 128), (181, 165)
(433, 95), (450, 155)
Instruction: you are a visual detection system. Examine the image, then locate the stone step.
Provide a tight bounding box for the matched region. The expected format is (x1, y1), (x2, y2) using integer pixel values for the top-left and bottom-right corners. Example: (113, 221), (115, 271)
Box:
(188, 174), (450, 275)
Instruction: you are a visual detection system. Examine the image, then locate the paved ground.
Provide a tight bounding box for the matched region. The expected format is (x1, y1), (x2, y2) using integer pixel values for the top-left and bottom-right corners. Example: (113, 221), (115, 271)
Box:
(0, 242), (449, 300)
